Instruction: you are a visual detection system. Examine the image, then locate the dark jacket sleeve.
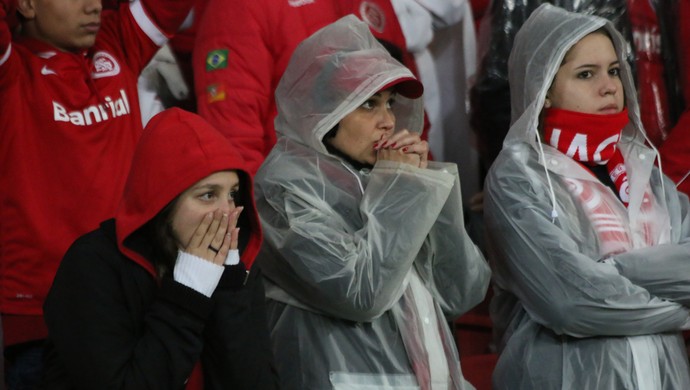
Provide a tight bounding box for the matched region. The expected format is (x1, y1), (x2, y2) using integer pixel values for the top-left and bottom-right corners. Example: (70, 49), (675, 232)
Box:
(43, 231), (214, 390)
(202, 264), (279, 389)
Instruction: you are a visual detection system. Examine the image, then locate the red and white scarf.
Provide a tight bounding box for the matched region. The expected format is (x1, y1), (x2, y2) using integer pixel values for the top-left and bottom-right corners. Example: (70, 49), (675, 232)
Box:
(543, 107), (663, 255)
(543, 107), (631, 205)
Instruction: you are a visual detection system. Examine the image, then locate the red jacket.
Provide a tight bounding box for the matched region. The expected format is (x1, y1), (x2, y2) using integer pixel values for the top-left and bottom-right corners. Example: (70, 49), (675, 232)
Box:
(193, 0), (419, 174)
(657, 1), (690, 197)
(0, 0), (193, 343)
(628, 0), (670, 146)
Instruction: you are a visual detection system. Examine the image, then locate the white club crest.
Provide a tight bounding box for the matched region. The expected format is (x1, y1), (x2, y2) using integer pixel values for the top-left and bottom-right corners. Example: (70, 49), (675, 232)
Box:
(360, 1), (386, 33)
(92, 51), (121, 79)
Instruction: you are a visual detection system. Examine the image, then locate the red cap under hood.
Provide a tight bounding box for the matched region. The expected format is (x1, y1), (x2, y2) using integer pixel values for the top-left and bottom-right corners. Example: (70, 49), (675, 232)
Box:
(115, 108), (262, 277)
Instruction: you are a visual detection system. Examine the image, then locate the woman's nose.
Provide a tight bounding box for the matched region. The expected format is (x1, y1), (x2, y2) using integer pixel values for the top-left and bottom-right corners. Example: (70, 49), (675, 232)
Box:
(379, 109), (395, 131)
(219, 200), (234, 214)
(601, 76), (618, 96)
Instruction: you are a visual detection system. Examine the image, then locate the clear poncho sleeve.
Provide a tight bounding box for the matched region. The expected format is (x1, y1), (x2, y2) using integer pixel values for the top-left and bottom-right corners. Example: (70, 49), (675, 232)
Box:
(259, 161), (454, 323)
(412, 162), (491, 318)
(606, 175), (690, 306)
(484, 168), (690, 338)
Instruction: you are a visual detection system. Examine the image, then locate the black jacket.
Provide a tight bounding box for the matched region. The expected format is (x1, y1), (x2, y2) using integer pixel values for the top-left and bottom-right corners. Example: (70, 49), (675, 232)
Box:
(42, 220), (278, 389)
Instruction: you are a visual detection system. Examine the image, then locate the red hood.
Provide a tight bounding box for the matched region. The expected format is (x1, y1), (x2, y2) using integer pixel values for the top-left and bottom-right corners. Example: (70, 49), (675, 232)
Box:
(115, 108), (262, 277)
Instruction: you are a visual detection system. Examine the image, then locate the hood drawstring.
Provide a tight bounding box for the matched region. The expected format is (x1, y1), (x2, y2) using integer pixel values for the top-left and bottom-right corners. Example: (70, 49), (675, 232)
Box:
(535, 129), (559, 224)
(675, 169), (690, 189)
(340, 161), (365, 195)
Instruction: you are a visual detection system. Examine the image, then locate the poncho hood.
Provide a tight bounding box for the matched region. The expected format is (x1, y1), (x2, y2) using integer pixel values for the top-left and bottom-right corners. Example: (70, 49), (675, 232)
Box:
(274, 15), (424, 156)
(505, 4), (647, 149)
(115, 108), (262, 276)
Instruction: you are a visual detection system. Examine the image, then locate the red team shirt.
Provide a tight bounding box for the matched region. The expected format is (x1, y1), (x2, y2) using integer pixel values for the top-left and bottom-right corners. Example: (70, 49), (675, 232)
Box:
(0, 0), (192, 344)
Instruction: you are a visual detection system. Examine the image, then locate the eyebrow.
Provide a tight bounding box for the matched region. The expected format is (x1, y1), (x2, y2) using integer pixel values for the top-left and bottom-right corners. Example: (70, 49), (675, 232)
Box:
(194, 182), (241, 190)
(573, 60), (619, 69)
(192, 183), (221, 192)
(369, 91), (398, 100)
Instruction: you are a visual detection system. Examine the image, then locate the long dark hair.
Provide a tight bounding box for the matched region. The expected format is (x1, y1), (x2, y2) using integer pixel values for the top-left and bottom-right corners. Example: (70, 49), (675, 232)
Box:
(140, 198), (180, 279)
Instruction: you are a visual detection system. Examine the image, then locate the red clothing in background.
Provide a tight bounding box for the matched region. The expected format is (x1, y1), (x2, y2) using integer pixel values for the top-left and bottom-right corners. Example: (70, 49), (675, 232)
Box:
(0, 0), (194, 343)
(194, 0), (420, 174)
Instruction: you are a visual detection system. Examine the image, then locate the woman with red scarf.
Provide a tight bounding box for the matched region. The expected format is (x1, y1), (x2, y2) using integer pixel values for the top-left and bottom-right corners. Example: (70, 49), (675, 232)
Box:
(484, 4), (690, 389)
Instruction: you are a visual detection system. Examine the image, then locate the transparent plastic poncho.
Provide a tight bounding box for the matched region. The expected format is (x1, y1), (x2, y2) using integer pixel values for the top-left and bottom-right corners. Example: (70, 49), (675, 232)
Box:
(254, 15), (491, 390)
(484, 4), (690, 389)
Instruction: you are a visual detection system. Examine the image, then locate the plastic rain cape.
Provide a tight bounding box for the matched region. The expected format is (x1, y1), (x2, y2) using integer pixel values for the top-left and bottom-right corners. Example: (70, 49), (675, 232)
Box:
(254, 15), (491, 390)
(484, 4), (690, 389)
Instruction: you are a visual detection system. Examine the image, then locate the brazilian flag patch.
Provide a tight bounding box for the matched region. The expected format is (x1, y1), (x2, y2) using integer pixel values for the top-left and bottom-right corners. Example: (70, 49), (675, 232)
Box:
(206, 49), (229, 71)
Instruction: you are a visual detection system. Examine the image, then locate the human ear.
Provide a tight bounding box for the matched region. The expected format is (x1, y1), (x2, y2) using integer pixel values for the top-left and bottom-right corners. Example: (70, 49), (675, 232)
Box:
(544, 96), (552, 109)
(16, 0), (37, 19)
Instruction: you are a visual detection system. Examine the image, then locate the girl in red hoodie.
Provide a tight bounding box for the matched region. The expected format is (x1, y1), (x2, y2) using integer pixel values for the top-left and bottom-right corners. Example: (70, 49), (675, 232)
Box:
(42, 108), (278, 389)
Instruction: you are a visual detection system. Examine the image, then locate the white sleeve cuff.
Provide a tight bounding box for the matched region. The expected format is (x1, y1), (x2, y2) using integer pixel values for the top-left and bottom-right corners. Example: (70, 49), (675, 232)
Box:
(173, 251), (224, 297)
(225, 249), (240, 265)
(129, 0), (168, 46)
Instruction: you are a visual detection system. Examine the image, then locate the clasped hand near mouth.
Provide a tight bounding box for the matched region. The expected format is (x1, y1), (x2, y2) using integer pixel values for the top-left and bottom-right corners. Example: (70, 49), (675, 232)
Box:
(374, 129), (429, 169)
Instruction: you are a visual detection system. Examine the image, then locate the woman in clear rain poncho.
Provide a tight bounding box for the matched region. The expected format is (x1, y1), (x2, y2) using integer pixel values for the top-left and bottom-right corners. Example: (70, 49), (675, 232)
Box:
(484, 4), (690, 389)
(253, 15), (491, 390)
